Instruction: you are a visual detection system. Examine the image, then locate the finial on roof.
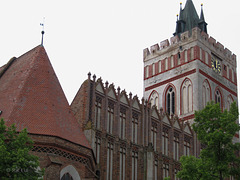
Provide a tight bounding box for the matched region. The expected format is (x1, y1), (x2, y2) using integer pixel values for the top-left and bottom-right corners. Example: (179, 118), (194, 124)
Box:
(40, 17), (45, 46)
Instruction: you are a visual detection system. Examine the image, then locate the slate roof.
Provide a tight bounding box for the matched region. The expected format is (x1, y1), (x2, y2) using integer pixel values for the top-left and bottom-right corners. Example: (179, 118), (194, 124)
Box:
(0, 45), (91, 149)
(174, 0), (207, 36)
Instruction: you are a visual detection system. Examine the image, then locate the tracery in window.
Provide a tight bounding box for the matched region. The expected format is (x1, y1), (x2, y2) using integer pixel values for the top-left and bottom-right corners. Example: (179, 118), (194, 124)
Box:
(215, 88), (222, 109)
(166, 86), (175, 115)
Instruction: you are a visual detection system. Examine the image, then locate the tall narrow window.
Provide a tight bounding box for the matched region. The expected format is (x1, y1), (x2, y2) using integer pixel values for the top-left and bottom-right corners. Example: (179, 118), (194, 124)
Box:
(95, 136), (101, 164)
(132, 151), (138, 180)
(174, 169), (180, 180)
(202, 80), (210, 108)
(162, 127), (169, 156)
(151, 122), (157, 151)
(215, 89), (222, 108)
(166, 86), (175, 115)
(184, 136), (191, 156)
(107, 101), (114, 134)
(119, 147), (126, 180)
(119, 107), (126, 139)
(95, 96), (102, 129)
(173, 132), (179, 161)
(131, 113), (138, 144)
(107, 142), (113, 180)
(227, 96), (233, 111)
(182, 79), (193, 114)
(154, 160), (158, 180)
(163, 163), (169, 178)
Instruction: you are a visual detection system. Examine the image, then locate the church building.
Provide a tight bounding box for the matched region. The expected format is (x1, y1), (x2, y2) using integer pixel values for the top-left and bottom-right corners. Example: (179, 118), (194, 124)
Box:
(0, 0), (238, 180)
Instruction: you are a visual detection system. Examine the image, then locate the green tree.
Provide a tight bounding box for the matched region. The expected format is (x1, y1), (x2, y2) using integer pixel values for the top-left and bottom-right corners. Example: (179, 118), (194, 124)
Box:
(177, 102), (240, 180)
(0, 118), (44, 180)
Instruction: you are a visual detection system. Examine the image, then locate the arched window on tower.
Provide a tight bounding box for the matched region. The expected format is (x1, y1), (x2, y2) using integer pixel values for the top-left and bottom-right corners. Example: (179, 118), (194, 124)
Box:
(181, 79), (193, 114)
(166, 86), (175, 115)
(202, 80), (211, 108)
(149, 91), (159, 109)
(215, 88), (222, 109)
(227, 95), (233, 111)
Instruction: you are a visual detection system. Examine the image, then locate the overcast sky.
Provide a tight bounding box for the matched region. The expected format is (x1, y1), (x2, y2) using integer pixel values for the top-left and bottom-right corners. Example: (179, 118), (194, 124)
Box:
(0, 0), (239, 104)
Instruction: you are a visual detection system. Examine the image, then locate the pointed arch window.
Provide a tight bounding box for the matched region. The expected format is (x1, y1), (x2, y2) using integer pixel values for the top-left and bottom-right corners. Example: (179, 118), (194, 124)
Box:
(150, 91), (159, 109)
(166, 86), (175, 115)
(215, 89), (222, 108)
(202, 80), (211, 108)
(181, 79), (193, 114)
(227, 95), (233, 111)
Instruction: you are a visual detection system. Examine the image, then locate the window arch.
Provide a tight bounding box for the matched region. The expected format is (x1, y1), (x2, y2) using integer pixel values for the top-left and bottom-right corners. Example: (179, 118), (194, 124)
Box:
(149, 91), (159, 109)
(165, 85), (175, 115)
(202, 80), (211, 108)
(227, 95), (234, 111)
(60, 165), (81, 180)
(61, 173), (73, 180)
(181, 79), (193, 114)
(215, 88), (223, 110)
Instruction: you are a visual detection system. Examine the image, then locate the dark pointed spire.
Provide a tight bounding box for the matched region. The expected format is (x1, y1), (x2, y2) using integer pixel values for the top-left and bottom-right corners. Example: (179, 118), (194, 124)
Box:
(174, 0), (208, 37)
(200, 4), (205, 21)
(199, 3), (208, 33)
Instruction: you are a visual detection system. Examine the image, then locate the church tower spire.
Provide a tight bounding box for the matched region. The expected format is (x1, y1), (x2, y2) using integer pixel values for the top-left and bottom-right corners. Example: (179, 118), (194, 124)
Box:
(198, 4), (208, 34)
(174, 0), (207, 37)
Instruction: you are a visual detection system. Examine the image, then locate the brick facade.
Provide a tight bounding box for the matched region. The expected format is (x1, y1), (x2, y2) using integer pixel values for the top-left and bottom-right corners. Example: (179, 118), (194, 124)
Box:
(71, 74), (194, 180)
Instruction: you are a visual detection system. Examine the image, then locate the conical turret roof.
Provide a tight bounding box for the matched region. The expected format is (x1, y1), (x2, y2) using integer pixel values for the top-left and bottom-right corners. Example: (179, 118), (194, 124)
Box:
(0, 45), (90, 148)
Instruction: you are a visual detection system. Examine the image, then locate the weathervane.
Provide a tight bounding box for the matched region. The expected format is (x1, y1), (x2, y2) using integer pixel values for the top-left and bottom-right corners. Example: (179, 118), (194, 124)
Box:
(40, 17), (45, 46)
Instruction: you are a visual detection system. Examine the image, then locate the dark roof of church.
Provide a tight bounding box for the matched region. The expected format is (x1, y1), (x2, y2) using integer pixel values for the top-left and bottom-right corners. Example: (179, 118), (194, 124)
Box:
(0, 45), (91, 149)
(174, 0), (207, 36)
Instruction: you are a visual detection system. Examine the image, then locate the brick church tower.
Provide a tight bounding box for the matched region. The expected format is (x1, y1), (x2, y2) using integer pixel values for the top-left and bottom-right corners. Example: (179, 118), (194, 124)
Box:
(143, 0), (238, 124)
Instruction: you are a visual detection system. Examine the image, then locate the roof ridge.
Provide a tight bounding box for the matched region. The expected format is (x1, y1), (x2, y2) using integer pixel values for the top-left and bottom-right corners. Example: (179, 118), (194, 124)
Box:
(0, 57), (16, 79)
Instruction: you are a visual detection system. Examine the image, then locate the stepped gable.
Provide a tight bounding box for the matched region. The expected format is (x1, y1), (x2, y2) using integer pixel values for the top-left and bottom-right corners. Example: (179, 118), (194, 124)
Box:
(0, 45), (90, 149)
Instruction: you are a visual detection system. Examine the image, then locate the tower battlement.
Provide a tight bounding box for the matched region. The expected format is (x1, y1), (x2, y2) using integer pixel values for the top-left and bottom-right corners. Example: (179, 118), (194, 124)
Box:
(143, 27), (236, 66)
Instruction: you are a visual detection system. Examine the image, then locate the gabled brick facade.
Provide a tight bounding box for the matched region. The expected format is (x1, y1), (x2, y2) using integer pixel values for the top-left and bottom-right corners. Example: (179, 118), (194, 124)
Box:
(71, 74), (194, 180)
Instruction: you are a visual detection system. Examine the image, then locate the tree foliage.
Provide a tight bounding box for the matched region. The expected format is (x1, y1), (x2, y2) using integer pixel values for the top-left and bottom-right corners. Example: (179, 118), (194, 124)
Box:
(0, 118), (44, 180)
(177, 102), (240, 180)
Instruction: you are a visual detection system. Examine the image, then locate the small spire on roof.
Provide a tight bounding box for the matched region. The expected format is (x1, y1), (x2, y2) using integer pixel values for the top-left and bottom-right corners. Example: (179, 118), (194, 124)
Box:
(40, 17), (45, 46)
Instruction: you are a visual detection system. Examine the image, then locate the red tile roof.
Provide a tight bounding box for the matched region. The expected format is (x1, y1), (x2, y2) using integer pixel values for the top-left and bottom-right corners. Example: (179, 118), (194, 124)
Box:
(0, 45), (90, 149)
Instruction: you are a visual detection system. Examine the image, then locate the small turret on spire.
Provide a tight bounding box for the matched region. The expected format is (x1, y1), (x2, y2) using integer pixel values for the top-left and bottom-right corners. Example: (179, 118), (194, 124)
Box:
(199, 3), (208, 33)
